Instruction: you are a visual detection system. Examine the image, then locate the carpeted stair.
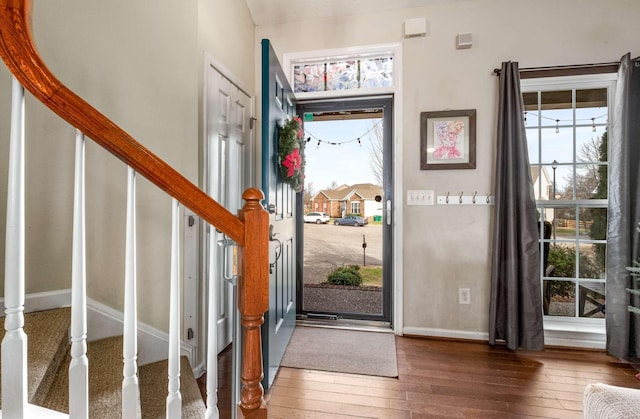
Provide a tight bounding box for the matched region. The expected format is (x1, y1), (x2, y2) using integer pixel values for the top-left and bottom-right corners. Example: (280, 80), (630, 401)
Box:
(1, 308), (206, 418)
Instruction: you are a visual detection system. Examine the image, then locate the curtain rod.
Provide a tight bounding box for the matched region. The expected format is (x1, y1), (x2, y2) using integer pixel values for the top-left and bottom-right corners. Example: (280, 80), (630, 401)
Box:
(492, 60), (629, 78)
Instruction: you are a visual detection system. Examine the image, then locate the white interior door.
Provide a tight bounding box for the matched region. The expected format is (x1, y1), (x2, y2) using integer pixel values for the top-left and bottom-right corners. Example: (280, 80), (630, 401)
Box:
(206, 64), (252, 353)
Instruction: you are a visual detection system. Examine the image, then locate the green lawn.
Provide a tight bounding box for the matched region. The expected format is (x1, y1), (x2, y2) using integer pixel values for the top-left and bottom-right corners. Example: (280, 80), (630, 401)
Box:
(555, 227), (590, 236)
(360, 266), (382, 287)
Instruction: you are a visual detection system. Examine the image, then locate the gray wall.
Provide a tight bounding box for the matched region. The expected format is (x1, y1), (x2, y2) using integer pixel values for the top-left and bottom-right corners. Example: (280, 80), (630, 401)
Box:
(256, 0), (640, 337)
(2, 0), (639, 338)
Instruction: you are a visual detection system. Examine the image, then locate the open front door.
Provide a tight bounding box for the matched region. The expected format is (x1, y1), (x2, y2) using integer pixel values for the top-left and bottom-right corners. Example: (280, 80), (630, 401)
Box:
(261, 39), (297, 389)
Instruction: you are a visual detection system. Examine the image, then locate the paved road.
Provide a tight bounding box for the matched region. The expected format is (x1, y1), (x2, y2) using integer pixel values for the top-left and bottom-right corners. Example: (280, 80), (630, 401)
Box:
(302, 222), (382, 284)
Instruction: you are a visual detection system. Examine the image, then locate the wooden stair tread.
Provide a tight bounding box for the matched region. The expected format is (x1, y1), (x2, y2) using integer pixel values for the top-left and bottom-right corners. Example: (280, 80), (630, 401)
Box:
(0, 307), (71, 405)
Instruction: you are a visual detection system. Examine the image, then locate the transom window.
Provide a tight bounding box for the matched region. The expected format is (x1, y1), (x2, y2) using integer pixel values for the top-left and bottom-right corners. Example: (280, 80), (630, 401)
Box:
(293, 57), (393, 93)
(522, 74), (615, 322)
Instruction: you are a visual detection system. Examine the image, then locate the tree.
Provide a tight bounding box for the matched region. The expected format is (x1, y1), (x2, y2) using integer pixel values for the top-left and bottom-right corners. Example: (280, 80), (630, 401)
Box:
(589, 130), (608, 268)
(556, 134), (606, 223)
(366, 122), (383, 186)
(328, 180), (338, 190)
(304, 181), (315, 211)
(559, 136), (603, 201)
(576, 136), (603, 199)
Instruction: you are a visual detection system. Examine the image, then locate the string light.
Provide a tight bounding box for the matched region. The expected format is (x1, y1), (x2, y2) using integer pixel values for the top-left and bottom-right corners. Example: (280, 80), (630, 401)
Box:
(304, 120), (383, 148)
(522, 111), (607, 134)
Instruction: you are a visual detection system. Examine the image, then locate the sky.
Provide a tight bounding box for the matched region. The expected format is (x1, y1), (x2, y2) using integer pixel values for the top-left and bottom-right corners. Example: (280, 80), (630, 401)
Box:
(302, 118), (382, 192)
(525, 104), (608, 196)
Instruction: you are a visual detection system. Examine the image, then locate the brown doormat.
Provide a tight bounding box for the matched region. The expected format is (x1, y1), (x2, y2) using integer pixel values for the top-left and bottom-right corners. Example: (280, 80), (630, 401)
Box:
(280, 326), (398, 377)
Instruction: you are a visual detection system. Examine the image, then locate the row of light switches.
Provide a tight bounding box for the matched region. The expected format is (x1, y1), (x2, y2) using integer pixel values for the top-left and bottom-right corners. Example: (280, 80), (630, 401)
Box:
(406, 190), (434, 206)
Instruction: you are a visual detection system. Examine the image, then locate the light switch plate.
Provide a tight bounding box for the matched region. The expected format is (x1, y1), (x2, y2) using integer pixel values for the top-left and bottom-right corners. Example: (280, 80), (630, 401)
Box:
(407, 190), (435, 205)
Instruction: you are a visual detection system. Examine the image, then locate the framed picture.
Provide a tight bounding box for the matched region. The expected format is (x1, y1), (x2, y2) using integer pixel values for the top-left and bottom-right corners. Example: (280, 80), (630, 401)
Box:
(420, 109), (476, 170)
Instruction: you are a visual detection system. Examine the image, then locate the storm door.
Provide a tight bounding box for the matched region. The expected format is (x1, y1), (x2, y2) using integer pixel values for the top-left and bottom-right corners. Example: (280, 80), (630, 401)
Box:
(296, 97), (393, 324)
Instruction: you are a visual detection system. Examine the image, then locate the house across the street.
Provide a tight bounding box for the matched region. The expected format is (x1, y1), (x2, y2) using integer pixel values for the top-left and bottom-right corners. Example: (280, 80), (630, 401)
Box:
(310, 183), (383, 220)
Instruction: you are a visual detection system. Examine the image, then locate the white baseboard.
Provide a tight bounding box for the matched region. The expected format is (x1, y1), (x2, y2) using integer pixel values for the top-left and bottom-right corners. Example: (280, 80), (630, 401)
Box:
(87, 298), (197, 366)
(2, 291), (197, 367)
(402, 326), (606, 349)
(544, 329), (606, 349)
(0, 288), (72, 313)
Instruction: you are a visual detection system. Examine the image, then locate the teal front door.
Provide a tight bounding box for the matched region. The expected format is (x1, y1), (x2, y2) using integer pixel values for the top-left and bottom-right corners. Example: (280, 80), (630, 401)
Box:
(261, 39), (297, 389)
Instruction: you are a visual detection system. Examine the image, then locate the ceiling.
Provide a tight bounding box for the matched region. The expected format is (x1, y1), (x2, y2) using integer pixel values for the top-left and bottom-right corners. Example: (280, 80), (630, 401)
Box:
(244, 0), (452, 26)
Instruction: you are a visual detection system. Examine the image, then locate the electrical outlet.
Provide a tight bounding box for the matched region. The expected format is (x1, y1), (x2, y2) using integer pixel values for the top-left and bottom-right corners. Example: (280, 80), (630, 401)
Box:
(459, 288), (471, 304)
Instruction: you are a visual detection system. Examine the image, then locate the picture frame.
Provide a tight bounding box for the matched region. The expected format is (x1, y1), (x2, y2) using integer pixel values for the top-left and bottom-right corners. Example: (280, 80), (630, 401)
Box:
(420, 109), (476, 170)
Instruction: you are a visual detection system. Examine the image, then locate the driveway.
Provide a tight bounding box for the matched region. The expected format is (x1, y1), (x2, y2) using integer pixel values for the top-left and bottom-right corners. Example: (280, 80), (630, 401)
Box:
(303, 222), (382, 284)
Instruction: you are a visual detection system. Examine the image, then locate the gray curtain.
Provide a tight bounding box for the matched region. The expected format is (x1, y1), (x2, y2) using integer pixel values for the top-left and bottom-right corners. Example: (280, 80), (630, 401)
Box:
(606, 53), (640, 359)
(489, 61), (544, 351)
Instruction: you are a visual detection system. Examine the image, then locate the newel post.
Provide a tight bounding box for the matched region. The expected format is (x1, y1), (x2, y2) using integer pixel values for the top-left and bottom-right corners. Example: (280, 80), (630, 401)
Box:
(237, 188), (269, 418)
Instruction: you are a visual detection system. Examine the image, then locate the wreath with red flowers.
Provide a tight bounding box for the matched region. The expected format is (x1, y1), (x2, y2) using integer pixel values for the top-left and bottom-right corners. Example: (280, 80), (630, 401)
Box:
(278, 116), (305, 192)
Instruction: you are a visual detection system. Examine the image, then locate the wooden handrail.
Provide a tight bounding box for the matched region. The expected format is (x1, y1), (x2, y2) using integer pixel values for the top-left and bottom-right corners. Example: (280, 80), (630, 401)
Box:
(0, 1), (270, 416)
(0, 0), (245, 245)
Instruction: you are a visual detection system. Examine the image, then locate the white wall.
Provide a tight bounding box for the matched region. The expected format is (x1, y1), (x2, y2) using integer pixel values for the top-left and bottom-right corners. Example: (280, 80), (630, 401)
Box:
(198, 0), (256, 91)
(256, 0), (640, 336)
(0, 0), (255, 333)
(364, 200), (382, 219)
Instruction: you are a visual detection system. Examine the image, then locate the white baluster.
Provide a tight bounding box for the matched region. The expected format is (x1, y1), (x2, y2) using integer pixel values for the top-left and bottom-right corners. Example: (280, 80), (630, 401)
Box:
(226, 241), (240, 419)
(122, 167), (141, 418)
(166, 199), (182, 418)
(69, 130), (89, 419)
(205, 228), (219, 419)
(232, 281), (241, 419)
(2, 77), (27, 417)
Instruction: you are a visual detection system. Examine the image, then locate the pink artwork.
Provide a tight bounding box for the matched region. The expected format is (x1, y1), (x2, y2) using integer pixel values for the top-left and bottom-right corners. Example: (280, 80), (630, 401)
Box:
(421, 109), (475, 170)
(433, 120), (465, 160)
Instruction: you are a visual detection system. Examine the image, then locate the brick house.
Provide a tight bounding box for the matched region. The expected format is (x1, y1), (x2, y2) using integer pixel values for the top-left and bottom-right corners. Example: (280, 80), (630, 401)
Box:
(310, 183), (383, 220)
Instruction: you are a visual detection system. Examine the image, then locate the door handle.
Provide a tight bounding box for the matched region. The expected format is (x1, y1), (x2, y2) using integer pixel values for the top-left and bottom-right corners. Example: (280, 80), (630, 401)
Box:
(386, 199), (392, 226)
(268, 224), (282, 274)
(218, 237), (237, 284)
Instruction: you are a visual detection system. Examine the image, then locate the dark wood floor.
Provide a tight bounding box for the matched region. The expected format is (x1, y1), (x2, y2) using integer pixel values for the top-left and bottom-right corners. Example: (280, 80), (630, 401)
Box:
(206, 335), (640, 418)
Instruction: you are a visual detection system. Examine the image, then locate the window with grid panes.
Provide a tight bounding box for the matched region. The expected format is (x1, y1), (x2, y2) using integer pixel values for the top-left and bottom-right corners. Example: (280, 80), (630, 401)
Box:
(522, 74), (615, 321)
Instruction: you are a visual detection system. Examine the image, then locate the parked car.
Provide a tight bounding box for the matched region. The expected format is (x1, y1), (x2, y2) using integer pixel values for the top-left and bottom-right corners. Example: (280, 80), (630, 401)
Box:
(303, 212), (330, 224)
(333, 214), (368, 227)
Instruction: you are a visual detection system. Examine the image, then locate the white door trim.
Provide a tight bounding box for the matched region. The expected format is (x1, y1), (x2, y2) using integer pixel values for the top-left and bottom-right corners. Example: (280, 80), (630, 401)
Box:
(283, 43), (404, 335)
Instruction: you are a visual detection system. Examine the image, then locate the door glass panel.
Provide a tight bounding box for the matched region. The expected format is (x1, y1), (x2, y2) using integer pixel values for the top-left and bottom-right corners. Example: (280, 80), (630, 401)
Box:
(299, 103), (390, 321)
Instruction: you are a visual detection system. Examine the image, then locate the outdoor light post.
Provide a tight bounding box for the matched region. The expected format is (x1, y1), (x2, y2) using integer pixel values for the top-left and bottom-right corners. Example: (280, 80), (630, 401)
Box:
(362, 234), (367, 266)
(551, 159), (558, 241)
